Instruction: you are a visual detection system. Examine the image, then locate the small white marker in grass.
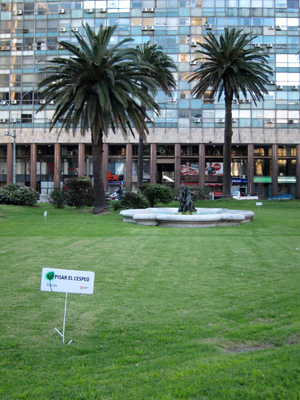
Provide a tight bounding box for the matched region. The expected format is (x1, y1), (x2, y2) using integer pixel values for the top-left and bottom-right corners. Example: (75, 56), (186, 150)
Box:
(44, 210), (47, 223)
(256, 202), (262, 210)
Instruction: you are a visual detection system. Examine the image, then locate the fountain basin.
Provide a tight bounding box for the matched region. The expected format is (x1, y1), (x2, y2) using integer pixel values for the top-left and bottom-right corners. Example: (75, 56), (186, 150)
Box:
(120, 208), (254, 228)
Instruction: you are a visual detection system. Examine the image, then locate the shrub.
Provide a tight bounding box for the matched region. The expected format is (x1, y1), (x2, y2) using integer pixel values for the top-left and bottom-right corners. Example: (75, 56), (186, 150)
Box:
(85, 185), (95, 207)
(0, 184), (39, 206)
(191, 185), (211, 201)
(141, 184), (173, 207)
(111, 200), (123, 211)
(0, 184), (18, 204)
(64, 177), (94, 209)
(174, 185), (211, 202)
(121, 190), (150, 209)
(49, 187), (67, 208)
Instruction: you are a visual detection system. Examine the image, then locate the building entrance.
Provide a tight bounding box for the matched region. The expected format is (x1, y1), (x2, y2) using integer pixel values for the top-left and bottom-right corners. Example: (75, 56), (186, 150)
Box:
(157, 164), (174, 186)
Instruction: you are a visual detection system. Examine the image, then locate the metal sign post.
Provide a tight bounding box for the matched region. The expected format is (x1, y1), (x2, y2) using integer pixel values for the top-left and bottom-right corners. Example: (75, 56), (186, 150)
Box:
(54, 292), (72, 345)
(256, 201), (262, 210)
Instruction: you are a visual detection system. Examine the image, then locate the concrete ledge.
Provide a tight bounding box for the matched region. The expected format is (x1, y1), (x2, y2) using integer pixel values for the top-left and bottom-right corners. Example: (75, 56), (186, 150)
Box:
(134, 213), (158, 226)
(120, 209), (147, 223)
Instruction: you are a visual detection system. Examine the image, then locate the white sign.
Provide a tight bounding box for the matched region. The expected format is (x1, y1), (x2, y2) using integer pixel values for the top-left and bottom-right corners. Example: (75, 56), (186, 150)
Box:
(278, 176), (296, 183)
(44, 211), (47, 217)
(41, 268), (95, 294)
(256, 202), (263, 206)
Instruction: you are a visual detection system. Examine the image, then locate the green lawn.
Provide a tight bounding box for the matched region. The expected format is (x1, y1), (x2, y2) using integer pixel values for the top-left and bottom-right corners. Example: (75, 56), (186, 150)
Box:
(1, 200), (300, 400)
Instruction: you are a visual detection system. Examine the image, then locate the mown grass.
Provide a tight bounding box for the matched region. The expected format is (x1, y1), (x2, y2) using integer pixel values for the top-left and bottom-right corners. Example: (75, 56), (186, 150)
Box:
(1, 199), (300, 399)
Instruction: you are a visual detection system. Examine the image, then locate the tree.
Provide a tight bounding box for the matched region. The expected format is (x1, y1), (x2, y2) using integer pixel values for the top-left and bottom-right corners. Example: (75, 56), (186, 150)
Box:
(188, 28), (272, 198)
(37, 24), (160, 214)
(65, 177), (94, 208)
(49, 187), (67, 208)
(136, 42), (177, 189)
(141, 184), (173, 208)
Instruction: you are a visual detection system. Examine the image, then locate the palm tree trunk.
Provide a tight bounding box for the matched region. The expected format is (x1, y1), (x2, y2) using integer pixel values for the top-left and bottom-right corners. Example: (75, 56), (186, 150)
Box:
(137, 134), (144, 190)
(222, 93), (233, 199)
(92, 131), (108, 214)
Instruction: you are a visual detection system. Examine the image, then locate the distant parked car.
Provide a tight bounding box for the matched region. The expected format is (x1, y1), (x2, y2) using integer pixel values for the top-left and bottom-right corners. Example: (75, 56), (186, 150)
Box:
(269, 193), (292, 200)
(108, 191), (119, 200)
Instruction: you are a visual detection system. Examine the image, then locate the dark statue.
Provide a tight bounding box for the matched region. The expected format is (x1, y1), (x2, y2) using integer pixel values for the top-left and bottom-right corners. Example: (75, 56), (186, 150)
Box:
(178, 184), (196, 213)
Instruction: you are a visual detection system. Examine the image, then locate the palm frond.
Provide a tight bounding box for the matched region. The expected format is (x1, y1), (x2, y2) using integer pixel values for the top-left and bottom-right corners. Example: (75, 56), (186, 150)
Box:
(187, 27), (272, 105)
(37, 24), (160, 142)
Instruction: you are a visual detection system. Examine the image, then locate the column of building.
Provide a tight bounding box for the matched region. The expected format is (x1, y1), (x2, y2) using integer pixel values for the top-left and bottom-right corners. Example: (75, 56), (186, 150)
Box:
(271, 144), (278, 198)
(30, 143), (37, 191)
(102, 143), (109, 192)
(198, 144), (205, 188)
(6, 143), (13, 184)
(54, 143), (61, 188)
(150, 143), (157, 184)
(78, 143), (85, 177)
(125, 143), (132, 190)
(174, 143), (181, 188)
(247, 144), (254, 196)
(296, 144), (300, 199)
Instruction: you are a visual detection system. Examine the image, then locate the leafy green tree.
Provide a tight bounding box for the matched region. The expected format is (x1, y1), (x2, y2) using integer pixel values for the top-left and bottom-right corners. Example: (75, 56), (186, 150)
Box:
(65, 177), (94, 209)
(37, 25), (160, 214)
(136, 42), (177, 189)
(49, 187), (67, 208)
(188, 28), (272, 198)
(141, 184), (173, 208)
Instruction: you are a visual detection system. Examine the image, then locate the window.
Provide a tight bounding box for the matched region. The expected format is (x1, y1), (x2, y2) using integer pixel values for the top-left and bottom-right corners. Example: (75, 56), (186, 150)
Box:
(254, 146), (272, 157)
(0, 75), (9, 86)
(109, 145), (126, 156)
(157, 145), (174, 156)
(278, 146), (296, 157)
(231, 146), (247, 156)
(206, 146), (223, 156)
(181, 145), (199, 156)
(255, 159), (271, 176)
(287, 0), (298, 7)
(278, 159), (296, 176)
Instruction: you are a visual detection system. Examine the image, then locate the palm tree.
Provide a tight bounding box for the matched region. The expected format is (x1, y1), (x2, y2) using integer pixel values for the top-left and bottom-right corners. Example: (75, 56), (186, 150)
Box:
(136, 42), (177, 189)
(37, 24), (160, 214)
(188, 28), (272, 198)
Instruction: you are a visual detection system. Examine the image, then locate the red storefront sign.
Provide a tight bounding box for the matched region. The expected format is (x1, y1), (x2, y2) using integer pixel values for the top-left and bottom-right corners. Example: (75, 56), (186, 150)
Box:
(108, 172), (118, 181)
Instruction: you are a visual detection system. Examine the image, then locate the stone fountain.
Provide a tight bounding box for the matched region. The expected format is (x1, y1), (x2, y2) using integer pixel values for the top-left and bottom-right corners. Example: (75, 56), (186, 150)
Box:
(119, 186), (254, 228)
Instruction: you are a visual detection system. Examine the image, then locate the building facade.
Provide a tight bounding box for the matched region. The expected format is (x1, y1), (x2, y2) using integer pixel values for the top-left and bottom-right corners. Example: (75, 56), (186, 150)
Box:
(0, 0), (300, 198)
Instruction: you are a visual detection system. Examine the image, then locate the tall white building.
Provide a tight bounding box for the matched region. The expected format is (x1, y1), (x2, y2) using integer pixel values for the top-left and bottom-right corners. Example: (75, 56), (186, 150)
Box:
(0, 1), (299, 198)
